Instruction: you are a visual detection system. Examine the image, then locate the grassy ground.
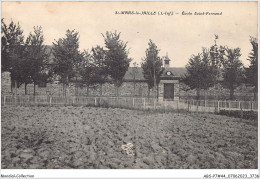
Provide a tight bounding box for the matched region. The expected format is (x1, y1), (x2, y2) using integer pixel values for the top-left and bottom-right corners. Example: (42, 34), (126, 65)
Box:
(1, 106), (258, 169)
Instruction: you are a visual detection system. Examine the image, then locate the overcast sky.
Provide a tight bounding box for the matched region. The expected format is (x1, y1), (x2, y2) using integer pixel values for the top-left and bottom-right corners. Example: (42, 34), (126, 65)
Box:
(2, 1), (258, 67)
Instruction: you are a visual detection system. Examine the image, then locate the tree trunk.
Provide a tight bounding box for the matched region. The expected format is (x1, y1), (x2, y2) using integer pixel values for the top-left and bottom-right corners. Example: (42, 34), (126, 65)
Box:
(62, 83), (67, 97)
(204, 90), (207, 101)
(63, 84), (65, 97)
(11, 79), (13, 94)
(196, 88), (200, 100)
(156, 84), (159, 100)
(253, 87), (257, 101)
(154, 86), (156, 99)
(64, 84), (67, 97)
(75, 77), (78, 96)
(33, 82), (36, 96)
(65, 75), (69, 97)
(58, 84), (61, 96)
(230, 86), (234, 100)
(116, 86), (119, 97)
(65, 85), (67, 97)
(14, 80), (17, 96)
(133, 81), (136, 96)
(25, 83), (27, 95)
(100, 83), (102, 96)
(76, 83), (78, 96)
(87, 85), (89, 96)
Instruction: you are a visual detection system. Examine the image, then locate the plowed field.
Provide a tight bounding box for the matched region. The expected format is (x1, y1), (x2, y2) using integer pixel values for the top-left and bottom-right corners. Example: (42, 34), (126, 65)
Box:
(1, 106), (258, 169)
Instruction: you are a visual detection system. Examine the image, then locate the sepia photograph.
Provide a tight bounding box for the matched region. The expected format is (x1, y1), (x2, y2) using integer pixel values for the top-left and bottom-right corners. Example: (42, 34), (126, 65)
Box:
(1, 1), (258, 178)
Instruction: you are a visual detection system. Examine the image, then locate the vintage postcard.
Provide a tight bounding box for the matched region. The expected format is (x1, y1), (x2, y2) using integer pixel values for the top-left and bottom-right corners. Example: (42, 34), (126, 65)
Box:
(1, 1), (258, 179)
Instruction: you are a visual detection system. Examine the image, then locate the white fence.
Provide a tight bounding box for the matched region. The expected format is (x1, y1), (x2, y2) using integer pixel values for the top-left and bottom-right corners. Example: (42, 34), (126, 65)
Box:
(1, 95), (258, 112)
(1, 95), (156, 110)
(179, 100), (258, 112)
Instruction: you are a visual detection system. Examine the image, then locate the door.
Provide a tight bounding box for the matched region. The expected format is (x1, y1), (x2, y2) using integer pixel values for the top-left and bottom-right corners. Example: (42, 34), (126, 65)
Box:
(164, 83), (174, 100)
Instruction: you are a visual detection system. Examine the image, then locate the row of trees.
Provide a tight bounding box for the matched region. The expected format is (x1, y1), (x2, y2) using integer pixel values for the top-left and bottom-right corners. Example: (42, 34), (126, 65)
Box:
(140, 36), (258, 101)
(1, 20), (132, 96)
(1, 19), (165, 98)
(1, 19), (50, 95)
(1, 20), (257, 100)
(52, 30), (132, 96)
(183, 35), (258, 100)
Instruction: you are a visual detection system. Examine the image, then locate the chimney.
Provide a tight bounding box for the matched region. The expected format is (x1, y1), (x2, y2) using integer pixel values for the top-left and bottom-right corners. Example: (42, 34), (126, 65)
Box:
(164, 52), (170, 68)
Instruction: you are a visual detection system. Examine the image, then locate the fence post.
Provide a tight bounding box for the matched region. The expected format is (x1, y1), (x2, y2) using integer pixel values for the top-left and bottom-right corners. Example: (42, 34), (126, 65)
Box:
(238, 101), (241, 109)
(205, 100), (207, 112)
(177, 100), (179, 114)
(217, 101), (220, 113)
(251, 101), (254, 110)
(50, 96), (52, 106)
(164, 100), (166, 112)
(132, 98), (135, 108)
(143, 98), (146, 110)
(95, 97), (97, 106)
(196, 101), (198, 113)
(240, 108), (243, 119)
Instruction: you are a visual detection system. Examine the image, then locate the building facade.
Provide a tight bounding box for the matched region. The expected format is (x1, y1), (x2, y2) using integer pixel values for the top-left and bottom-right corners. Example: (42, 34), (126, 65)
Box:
(1, 56), (182, 101)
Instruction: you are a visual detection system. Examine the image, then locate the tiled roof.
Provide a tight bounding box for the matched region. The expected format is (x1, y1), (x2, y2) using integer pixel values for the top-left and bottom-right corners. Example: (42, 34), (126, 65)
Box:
(124, 67), (186, 81)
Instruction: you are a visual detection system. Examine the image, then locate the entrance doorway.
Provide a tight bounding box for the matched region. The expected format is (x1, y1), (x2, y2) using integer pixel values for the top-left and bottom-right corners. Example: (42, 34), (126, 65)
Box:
(164, 83), (174, 100)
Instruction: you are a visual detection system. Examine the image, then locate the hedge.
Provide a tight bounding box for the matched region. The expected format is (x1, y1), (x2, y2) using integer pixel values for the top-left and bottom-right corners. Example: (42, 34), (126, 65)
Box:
(217, 109), (258, 120)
